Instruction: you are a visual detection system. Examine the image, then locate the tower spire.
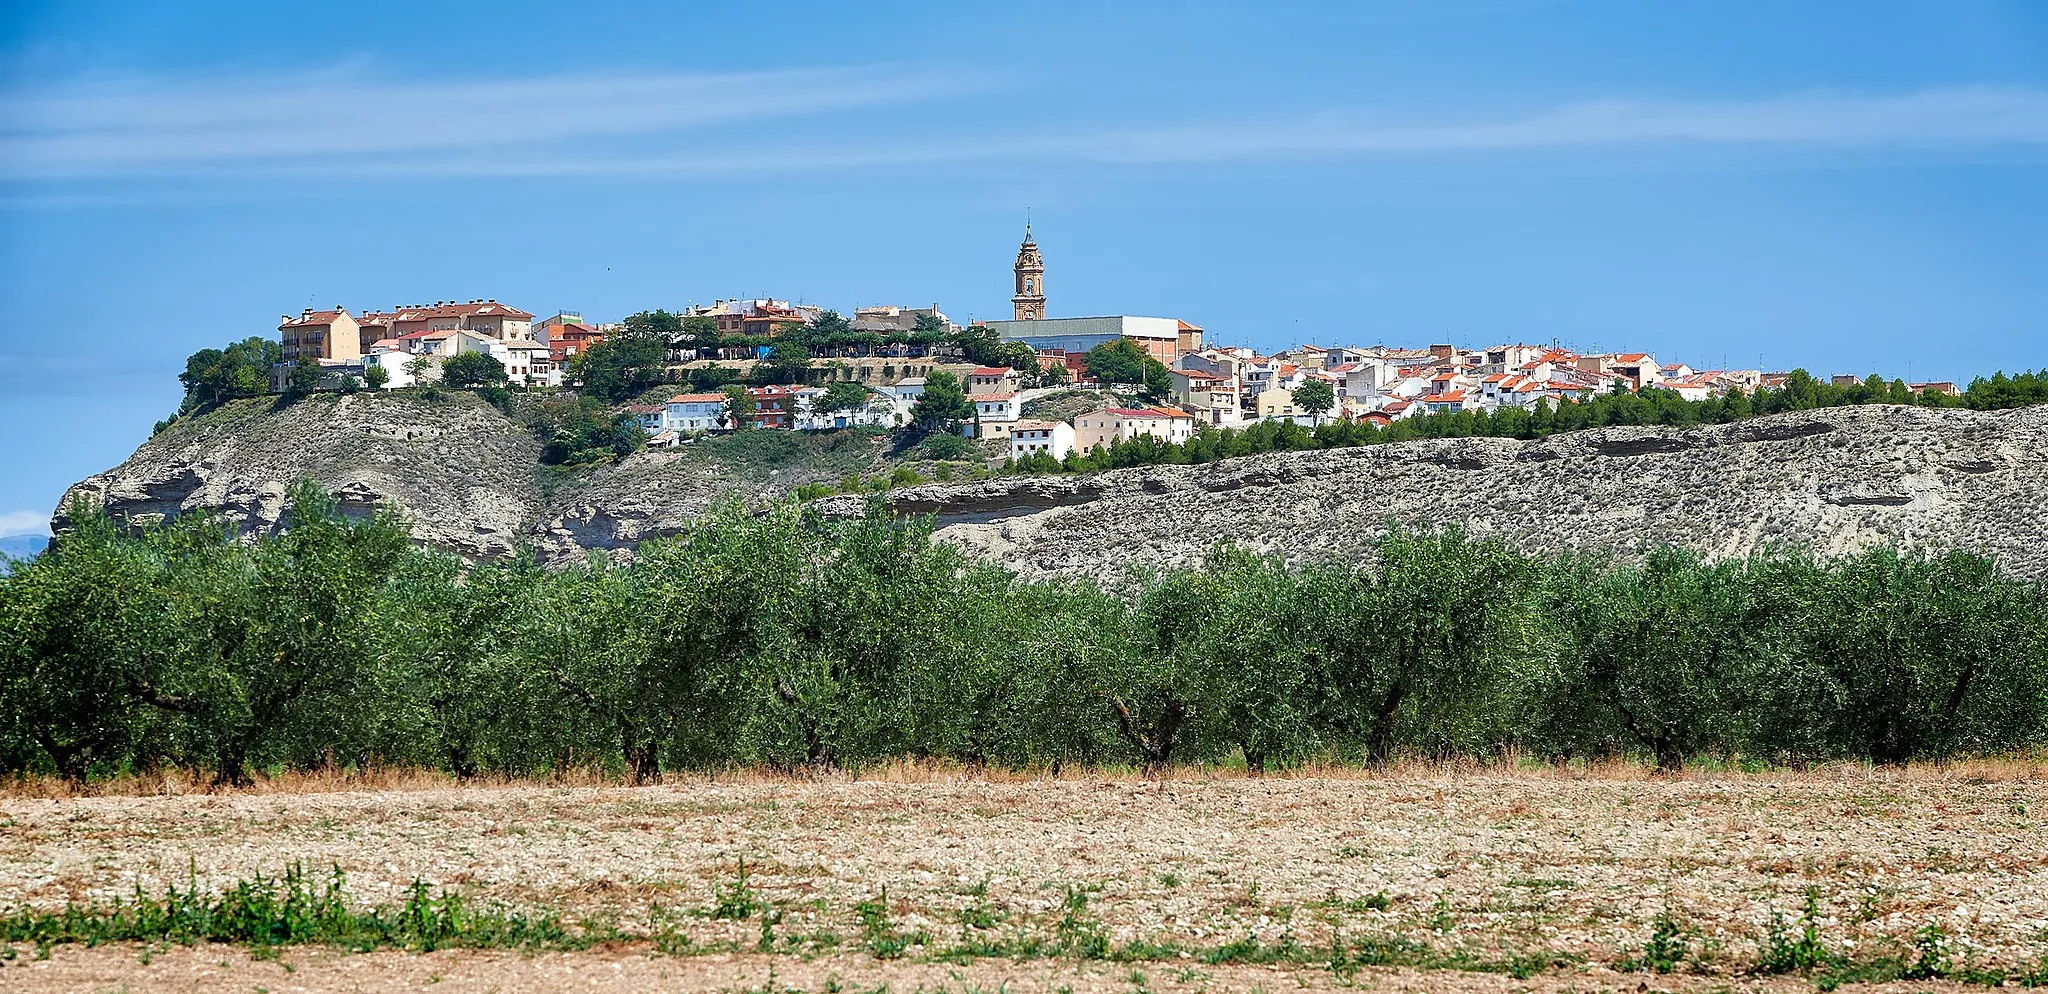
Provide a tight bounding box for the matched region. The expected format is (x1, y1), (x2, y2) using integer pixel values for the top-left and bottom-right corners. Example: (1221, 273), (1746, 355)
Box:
(1011, 220), (1045, 321)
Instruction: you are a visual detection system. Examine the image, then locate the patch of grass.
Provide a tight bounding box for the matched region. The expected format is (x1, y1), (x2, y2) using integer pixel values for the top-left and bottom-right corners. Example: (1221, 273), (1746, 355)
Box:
(1754, 886), (1836, 975)
(957, 877), (999, 931)
(1617, 910), (1690, 974)
(711, 857), (764, 920)
(853, 886), (927, 959)
(1052, 884), (1110, 959)
(1318, 891), (1391, 914)
(0, 864), (579, 953)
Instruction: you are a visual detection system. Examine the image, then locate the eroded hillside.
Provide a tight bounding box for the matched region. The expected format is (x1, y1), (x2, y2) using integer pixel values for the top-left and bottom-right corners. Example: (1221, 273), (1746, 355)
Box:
(813, 404), (2048, 580)
(55, 394), (897, 559)
(60, 399), (2048, 575)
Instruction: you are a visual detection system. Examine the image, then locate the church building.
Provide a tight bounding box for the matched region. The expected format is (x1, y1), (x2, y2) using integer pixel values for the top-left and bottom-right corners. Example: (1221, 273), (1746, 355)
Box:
(981, 223), (1202, 360)
(1012, 224), (1045, 320)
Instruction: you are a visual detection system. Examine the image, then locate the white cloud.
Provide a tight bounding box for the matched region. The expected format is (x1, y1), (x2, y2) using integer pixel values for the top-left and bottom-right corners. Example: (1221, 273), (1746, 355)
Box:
(0, 64), (969, 177)
(0, 510), (50, 538)
(3, 71), (2044, 180)
(1077, 87), (2048, 162)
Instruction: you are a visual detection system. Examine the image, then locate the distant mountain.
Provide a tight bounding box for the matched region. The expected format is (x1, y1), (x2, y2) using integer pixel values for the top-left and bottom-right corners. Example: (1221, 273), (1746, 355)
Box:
(0, 533), (48, 563)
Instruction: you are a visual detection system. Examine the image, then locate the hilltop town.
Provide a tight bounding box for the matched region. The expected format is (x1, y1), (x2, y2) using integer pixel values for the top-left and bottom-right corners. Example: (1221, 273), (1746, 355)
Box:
(252, 227), (1970, 470)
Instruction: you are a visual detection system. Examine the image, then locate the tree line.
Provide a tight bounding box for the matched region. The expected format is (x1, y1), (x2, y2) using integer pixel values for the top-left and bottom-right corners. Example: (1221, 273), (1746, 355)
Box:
(1007, 369), (2048, 474)
(5, 486), (2042, 785)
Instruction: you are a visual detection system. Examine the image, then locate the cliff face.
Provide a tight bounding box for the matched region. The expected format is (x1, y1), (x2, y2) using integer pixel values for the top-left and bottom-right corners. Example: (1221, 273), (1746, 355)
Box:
(56, 394), (548, 560)
(60, 399), (2048, 577)
(810, 405), (2048, 581)
(56, 395), (893, 561)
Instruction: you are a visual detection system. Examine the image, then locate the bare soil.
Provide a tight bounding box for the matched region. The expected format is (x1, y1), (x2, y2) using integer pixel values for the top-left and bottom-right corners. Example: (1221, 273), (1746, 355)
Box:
(4, 766), (2044, 992)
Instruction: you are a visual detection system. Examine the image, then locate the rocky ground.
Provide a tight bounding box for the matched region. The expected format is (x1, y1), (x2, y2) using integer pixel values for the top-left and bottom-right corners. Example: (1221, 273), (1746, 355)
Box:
(60, 398), (2048, 576)
(57, 394), (900, 561)
(56, 393), (548, 560)
(2, 768), (2043, 991)
(816, 404), (2048, 581)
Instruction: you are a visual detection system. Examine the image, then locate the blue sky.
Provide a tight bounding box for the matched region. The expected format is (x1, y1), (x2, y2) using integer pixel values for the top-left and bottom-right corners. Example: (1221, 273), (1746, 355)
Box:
(1, 0), (2044, 532)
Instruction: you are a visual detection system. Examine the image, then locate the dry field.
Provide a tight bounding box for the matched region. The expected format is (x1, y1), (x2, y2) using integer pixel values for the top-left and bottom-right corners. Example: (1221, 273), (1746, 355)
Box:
(2, 764), (2045, 993)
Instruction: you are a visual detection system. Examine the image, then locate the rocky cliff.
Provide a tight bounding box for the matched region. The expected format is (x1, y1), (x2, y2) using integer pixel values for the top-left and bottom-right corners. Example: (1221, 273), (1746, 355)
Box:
(57, 393), (548, 559)
(60, 398), (2048, 577)
(56, 393), (893, 560)
(812, 405), (2048, 581)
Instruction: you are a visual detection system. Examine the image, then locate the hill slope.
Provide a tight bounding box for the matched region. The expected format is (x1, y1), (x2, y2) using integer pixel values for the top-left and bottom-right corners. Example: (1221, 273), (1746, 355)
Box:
(813, 404), (2048, 580)
(55, 394), (900, 559)
(56, 394), (548, 559)
(59, 399), (2048, 575)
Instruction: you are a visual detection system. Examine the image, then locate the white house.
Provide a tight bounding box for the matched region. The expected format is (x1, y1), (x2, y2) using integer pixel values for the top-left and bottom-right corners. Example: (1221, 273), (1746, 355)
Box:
(627, 404), (666, 432)
(883, 376), (927, 404)
(965, 391), (1021, 439)
(663, 392), (729, 432)
(1009, 419), (1076, 462)
(1418, 389), (1477, 414)
(363, 346), (434, 388)
(496, 340), (557, 388)
(1478, 373), (1544, 410)
(1329, 361), (1400, 406)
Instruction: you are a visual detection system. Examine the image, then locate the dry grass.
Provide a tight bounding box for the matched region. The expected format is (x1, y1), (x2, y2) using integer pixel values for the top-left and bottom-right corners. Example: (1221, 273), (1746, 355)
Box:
(9, 753), (2048, 799)
(2, 766), (2044, 992)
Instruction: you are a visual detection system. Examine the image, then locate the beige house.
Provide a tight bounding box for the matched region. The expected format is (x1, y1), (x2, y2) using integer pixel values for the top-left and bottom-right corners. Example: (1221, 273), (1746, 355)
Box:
(1245, 385), (1294, 420)
(1169, 368), (1243, 425)
(370, 301), (536, 342)
(279, 308), (362, 363)
(1074, 406), (1198, 452)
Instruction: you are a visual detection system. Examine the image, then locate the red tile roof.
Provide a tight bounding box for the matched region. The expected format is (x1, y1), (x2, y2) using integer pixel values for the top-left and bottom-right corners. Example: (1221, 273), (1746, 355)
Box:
(669, 393), (727, 404)
(280, 309), (350, 328)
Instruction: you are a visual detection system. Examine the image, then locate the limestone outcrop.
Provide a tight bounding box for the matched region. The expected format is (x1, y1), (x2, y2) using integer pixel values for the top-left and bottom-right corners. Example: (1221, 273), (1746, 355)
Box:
(810, 405), (2048, 580)
(56, 393), (547, 560)
(59, 397), (2048, 578)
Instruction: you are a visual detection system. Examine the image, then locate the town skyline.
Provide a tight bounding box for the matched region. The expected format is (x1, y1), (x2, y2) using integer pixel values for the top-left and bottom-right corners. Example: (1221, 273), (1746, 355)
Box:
(5, 0), (2046, 530)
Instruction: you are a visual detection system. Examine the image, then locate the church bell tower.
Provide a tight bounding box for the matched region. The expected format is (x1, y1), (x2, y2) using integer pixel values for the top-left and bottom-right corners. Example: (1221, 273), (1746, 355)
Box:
(1011, 224), (1045, 320)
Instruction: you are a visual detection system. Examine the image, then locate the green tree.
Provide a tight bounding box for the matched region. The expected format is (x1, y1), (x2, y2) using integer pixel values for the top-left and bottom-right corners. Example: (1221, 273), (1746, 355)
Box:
(363, 363), (390, 391)
(572, 331), (669, 403)
(723, 385), (756, 428)
(282, 357), (324, 400)
(909, 371), (973, 431)
(621, 309), (683, 341)
(1084, 338), (1148, 386)
(439, 351), (508, 388)
(1134, 547), (1319, 773)
(814, 381), (871, 419)
(687, 364), (737, 392)
(1310, 526), (1539, 765)
(1292, 380), (1336, 422)
(178, 337), (281, 412)
(531, 396), (641, 465)
(1799, 547), (2048, 763)
(0, 504), (216, 781)
(952, 325), (1009, 367)
(751, 341), (815, 385)
(1542, 547), (1768, 771)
